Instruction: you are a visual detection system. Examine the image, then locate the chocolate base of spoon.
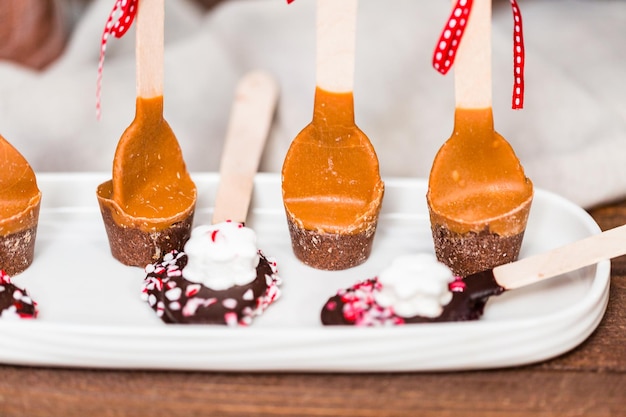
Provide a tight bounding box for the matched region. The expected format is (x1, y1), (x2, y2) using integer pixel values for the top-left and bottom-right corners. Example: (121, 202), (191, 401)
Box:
(0, 223), (39, 276)
(431, 223), (526, 277)
(286, 214), (379, 271)
(97, 182), (195, 267)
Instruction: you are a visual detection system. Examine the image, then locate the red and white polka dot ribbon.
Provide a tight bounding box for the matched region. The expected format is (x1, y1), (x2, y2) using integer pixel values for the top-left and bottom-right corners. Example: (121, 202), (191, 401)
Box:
(432, 0), (474, 76)
(433, 0), (525, 109)
(96, 0), (139, 119)
(510, 0), (524, 109)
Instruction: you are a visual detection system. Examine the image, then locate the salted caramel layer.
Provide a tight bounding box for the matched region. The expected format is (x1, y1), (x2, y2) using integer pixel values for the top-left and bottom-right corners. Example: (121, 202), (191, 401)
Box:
(103, 96), (196, 231)
(282, 88), (383, 234)
(0, 135), (41, 235)
(427, 108), (533, 236)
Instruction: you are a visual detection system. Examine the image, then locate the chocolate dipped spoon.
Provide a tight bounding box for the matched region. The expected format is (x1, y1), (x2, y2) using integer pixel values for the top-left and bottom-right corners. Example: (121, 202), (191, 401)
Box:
(141, 71), (282, 325)
(427, 0), (532, 277)
(0, 134), (41, 275)
(282, 0), (384, 271)
(97, 0), (197, 267)
(322, 224), (626, 326)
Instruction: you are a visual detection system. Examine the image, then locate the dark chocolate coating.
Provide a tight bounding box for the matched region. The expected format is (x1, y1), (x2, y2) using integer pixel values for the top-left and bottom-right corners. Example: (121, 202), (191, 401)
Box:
(286, 216), (377, 271)
(143, 251), (279, 325)
(0, 225), (38, 276)
(431, 223), (525, 277)
(98, 202), (194, 268)
(321, 270), (504, 326)
(0, 277), (37, 318)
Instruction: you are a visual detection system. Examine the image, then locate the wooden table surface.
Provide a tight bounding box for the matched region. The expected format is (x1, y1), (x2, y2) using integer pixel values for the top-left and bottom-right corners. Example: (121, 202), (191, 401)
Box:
(1, 201), (625, 417)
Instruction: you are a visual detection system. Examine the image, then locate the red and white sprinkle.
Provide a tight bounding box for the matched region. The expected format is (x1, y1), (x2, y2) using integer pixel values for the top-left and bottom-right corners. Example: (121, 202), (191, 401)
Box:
(0, 270), (38, 320)
(142, 250), (281, 326)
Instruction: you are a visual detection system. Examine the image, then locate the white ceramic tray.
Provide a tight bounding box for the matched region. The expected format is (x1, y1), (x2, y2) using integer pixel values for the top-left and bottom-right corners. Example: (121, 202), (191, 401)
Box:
(0, 173), (609, 372)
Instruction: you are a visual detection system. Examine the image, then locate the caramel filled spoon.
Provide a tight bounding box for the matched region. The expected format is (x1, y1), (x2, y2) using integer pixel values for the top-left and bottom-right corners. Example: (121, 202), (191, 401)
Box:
(427, 0), (532, 277)
(97, 0), (196, 267)
(282, 0), (384, 271)
(0, 134), (41, 275)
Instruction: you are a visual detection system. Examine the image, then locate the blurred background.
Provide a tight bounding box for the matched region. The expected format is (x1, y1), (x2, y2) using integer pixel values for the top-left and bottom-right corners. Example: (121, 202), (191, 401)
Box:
(0, 0), (624, 208)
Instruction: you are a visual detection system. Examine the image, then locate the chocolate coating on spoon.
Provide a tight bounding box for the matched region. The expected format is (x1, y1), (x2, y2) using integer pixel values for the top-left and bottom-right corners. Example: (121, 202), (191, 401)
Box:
(142, 250), (281, 325)
(0, 271), (38, 319)
(321, 270), (504, 326)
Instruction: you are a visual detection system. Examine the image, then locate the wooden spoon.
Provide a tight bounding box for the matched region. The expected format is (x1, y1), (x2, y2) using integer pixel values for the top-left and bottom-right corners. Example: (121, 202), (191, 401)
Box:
(322, 223), (626, 325)
(427, 0), (533, 277)
(141, 72), (279, 324)
(212, 70), (279, 224)
(97, 0), (196, 267)
(0, 134), (41, 275)
(281, 0), (384, 271)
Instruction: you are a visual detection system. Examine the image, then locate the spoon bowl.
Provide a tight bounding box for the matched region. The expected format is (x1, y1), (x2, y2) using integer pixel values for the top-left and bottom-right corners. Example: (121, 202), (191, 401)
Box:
(428, 108), (533, 276)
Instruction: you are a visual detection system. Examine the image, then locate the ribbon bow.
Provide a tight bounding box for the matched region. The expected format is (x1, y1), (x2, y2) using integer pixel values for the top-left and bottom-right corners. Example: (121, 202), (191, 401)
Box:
(96, 0), (139, 119)
(432, 0), (525, 109)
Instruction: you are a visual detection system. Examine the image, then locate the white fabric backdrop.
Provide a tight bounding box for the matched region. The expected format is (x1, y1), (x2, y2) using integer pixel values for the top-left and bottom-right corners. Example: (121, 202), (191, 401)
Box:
(0, 0), (624, 209)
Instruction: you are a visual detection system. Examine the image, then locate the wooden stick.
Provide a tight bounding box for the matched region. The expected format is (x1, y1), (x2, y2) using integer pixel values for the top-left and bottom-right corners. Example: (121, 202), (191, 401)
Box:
(212, 71), (279, 224)
(454, 0), (492, 109)
(316, 0), (357, 93)
(136, 0), (164, 99)
(494, 224), (626, 290)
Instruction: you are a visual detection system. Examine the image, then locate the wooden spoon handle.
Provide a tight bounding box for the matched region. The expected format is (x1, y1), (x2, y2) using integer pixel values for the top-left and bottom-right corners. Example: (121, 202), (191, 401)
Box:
(494, 224), (626, 290)
(136, 0), (164, 99)
(212, 71), (279, 224)
(316, 0), (357, 93)
(454, 0), (492, 109)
